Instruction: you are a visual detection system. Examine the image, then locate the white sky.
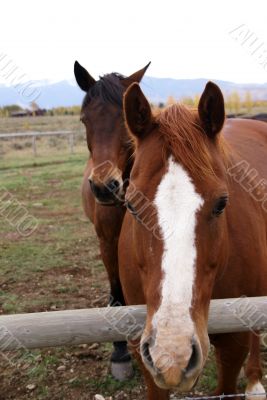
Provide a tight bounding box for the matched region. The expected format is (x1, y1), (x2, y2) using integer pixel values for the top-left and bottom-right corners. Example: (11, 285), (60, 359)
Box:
(1, 0), (267, 84)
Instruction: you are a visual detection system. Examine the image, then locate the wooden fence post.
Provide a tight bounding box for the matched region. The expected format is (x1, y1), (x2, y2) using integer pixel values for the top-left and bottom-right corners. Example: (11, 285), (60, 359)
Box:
(68, 133), (74, 154)
(32, 135), (37, 156)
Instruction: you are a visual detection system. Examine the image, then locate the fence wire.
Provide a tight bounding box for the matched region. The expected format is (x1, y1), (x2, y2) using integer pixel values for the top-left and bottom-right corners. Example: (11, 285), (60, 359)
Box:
(185, 391), (266, 399)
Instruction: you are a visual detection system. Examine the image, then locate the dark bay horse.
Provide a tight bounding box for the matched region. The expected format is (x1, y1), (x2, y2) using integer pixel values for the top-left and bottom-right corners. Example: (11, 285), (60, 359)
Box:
(74, 61), (150, 379)
(119, 81), (267, 399)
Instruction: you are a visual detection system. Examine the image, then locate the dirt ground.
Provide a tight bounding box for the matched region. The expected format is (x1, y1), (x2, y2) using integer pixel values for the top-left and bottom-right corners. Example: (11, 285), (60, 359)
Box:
(0, 146), (147, 400)
(0, 124), (266, 399)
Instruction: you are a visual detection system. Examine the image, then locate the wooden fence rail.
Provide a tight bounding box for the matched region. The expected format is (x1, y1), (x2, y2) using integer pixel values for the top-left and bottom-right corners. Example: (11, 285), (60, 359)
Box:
(0, 297), (267, 351)
(0, 131), (77, 155)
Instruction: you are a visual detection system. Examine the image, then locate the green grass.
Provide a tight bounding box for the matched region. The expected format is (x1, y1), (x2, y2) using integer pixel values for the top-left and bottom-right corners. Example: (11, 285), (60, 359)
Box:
(0, 241), (70, 280)
(86, 373), (141, 392)
(0, 152), (94, 304)
(197, 351), (218, 392)
(0, 291), (19, 313)
(27, 353), (60, 380)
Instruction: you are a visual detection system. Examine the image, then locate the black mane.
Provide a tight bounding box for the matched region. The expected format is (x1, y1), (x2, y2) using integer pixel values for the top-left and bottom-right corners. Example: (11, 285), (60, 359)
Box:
(82, 73), (125, 109)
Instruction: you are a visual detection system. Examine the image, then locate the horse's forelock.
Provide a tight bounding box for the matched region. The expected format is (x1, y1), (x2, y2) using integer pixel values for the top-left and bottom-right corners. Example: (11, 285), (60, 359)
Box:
(157, 104), (225, 180)
(82, 73), (125, 109)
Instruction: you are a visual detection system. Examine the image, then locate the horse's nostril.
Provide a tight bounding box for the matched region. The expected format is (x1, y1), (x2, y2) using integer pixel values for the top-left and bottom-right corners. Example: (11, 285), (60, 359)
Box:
(141, 341), (154, 369)
(185, 338), (200, 377)
(88, 179), (96, 191)
(89, 180), (103, 198)
(107, 179), (120, 192)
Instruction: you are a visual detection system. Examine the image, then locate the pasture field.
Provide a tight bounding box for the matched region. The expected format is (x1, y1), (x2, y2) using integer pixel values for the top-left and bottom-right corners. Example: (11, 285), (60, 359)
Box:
(0, 115), (81, 134)
(0, 117), (266, 399)
(0, 116), (85, 161)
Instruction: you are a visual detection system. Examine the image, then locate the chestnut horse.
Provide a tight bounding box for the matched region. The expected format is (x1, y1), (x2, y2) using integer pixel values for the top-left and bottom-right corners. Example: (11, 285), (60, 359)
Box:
(74, 61), (150, 379)
(119, 81), (267, 399)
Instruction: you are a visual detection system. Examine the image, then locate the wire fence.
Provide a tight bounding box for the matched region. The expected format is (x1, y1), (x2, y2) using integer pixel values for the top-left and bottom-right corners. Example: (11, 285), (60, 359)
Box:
(0, 130), (79, 156)
(184, 392), (266, 399)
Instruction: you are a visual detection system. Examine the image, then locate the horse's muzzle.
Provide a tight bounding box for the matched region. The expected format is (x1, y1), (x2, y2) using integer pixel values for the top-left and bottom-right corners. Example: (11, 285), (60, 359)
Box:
(89, 178), (124, 205)
(140, 333), (203, 391)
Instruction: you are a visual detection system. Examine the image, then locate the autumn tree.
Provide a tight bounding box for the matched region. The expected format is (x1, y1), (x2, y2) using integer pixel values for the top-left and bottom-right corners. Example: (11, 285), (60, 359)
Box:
(166, 96), (176, 106)
(244, 91), (253, 114)
(30, 101), (40, 117)
(193, 94), (200, 107)
(230, 91), (241, 115)
(181, 96), (194, 106)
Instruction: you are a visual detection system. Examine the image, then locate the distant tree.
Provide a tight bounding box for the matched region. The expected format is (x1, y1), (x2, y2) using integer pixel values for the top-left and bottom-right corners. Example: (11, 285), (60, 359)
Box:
(230, 91), (241, 115)
(193, 94), (200, 107)
(1, 104), (23, 117)
(30, 101), (39, 111)
(70, 106), (81, 115)
(51, 106), (81, 116)
(30, 101), (39, 116)
(244, 91), (253, 114)
(167, 96), (176, 106)
(225, 94), (233, 113)
(181, 96), (194, 106)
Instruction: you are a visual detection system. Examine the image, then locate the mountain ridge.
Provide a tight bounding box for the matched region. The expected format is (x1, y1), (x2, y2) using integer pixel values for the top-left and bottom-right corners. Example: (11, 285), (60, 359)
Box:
(0, 76), (267, 108)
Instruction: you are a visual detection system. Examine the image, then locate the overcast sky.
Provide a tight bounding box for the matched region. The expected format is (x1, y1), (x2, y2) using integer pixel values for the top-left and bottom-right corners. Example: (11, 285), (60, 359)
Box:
(1, 0), (267, 84)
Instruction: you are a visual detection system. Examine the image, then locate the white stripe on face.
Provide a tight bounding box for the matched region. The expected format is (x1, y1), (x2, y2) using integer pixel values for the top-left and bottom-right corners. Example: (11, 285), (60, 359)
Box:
(153, 156), (204, 331)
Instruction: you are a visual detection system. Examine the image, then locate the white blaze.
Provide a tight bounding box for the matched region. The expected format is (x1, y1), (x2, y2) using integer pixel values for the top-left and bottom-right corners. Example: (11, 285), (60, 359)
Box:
(153, 156), (204, 330)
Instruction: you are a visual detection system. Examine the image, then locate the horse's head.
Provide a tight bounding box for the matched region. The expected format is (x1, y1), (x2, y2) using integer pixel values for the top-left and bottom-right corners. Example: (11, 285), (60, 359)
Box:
(74, 61), (150, 205)
(123, 82), (228, 391)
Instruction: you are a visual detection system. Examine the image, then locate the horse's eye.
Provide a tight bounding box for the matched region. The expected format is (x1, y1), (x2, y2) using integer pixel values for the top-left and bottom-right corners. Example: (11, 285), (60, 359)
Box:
(213, 196), (228, 216)
(80, 115), (86, 124)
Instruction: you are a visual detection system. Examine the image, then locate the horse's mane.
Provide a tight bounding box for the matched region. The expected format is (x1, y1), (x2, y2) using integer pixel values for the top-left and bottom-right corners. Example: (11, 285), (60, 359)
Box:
(157, 104), (229, 179)
(82, 73), (125, 108)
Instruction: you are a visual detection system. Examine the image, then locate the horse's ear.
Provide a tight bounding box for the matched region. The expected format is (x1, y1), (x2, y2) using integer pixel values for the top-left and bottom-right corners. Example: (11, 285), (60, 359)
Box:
(123, 82), (153, 139)
(198, 81), (225, 139)
(122, 62), (151, 87)
(74, 61), (96, 92)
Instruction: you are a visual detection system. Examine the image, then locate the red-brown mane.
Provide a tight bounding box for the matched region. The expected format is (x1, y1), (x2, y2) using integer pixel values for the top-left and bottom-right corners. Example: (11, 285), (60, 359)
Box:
(156, 103), (227, 179)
